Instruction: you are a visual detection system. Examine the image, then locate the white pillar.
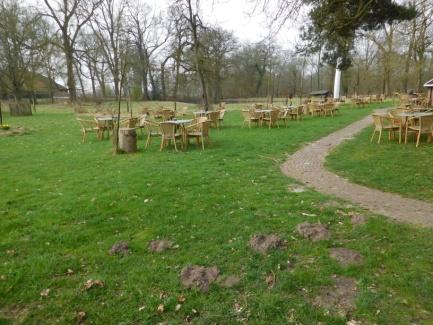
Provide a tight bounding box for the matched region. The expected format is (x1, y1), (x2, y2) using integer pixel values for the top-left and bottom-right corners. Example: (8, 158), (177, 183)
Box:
(333, 68), (341, 100)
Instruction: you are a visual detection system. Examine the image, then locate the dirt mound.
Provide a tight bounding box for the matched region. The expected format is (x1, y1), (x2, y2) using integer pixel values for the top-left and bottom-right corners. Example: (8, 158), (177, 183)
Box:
(329, 248), (363, 266)
(217, 275), (241, 288)
(148, 240), (172, 252)
(312, 276), (358, 317)
(180, 265), (220, 292)
(109, 241), (129, 256)
(348, 212), (366, 225)
(296, 222), (330, 241)
(249, 234), (286, 253)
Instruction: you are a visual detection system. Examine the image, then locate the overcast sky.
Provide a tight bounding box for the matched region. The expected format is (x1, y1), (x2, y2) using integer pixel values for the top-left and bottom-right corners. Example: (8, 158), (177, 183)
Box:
(32, 0), (302, 47)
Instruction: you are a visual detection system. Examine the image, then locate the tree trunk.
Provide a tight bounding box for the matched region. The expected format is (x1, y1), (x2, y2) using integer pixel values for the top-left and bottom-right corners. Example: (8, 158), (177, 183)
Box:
(64, 39), (77, 103)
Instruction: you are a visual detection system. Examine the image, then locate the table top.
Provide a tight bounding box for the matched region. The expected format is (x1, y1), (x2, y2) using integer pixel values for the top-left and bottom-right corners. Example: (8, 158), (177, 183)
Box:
(96, 116), (119, 121)
(397, 112), (433, 118)
(165, 119), (192, 125)
(255, 109), (273, 113)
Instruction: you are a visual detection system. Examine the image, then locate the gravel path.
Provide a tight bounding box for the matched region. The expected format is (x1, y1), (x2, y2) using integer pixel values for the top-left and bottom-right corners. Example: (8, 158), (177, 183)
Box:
(281, 112), (433, 227)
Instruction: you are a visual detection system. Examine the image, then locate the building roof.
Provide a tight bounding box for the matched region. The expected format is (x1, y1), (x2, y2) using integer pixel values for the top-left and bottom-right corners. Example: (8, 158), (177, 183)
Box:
(310, 90), (330, 96)
(423, 79), (433, 88)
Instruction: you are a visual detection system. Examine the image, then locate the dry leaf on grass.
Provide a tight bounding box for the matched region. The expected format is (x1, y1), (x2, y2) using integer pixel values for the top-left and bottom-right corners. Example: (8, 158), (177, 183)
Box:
(77, 311), (86, 323)
(40, 289), (50, 297)
(83, 279), (104, 290)
(157, 304), (165, 313)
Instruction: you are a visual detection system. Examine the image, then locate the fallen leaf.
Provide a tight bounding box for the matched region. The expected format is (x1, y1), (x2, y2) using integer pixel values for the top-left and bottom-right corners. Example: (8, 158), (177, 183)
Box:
(77, 311), (86, 323)
(175, 304), (181, 312)
(157, 304), (164, 313)
(40, 288), (50, 297)
(83, 279), (104, 290)
(138, 305), (145, 311)
(178, 295), (186, 303)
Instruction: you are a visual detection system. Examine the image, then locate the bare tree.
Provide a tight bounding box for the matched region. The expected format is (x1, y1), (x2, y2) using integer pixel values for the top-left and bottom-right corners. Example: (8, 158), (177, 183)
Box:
(43, 0), (101, 102)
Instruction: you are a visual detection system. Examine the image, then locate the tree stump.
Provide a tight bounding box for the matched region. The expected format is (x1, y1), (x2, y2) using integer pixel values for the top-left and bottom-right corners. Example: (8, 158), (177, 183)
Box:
(118, 128), (137, 153)
(9, 102), (32, 116)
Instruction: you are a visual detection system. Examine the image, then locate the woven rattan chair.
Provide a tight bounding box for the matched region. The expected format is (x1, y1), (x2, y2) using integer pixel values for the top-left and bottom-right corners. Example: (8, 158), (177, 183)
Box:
(241, 110), (259, 128)
(207, 111), (220, 129)
(289, 105), (304, 120)
(262, 109), (280, 128)
(405, 115), (433, 147)
(370, 114), (400, 144)
(159, 122), (182, 151)
(77, 118), (100, 143)
(142, 119), (161, 149)
(161, 109), (175, 121)
(94, 117), (110, 139)
(185, 120), (210, 150)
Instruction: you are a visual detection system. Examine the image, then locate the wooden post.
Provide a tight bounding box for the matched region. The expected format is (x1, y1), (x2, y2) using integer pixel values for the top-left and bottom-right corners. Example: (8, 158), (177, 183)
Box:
(118, 128), (137, 153)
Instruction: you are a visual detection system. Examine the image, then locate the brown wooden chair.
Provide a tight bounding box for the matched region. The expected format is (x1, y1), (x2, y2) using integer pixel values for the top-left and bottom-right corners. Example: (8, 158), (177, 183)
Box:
(185, 120), (210, 150)
(142, 119), (161, 149)
(77, 118), (100, 143)
(159, 122), (182, 151)
(405, 115), (433, 147)
(370, 114), (399, 144)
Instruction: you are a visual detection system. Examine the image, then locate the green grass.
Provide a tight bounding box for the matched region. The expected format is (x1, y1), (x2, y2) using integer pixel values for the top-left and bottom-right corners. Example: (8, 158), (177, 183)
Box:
(326, 126), (433, 204)
(1, 102), (433, 324)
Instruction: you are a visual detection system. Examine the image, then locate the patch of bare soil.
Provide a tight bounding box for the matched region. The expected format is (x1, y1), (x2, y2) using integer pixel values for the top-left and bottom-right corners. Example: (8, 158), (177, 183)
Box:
(311, 276), (358, 317)
(0, 304), (30, 323)
(217, 275), (241, 288)
(0, 127), (29, 137)
(148, 240), (172, 253)
(287, 184), (307, 193)
(249, 234), (286, 253)
(329, 248), (363, 267)
(296, 222), (330, 241)
(109, 240), (129, 256)
(180, 265), (220, 292)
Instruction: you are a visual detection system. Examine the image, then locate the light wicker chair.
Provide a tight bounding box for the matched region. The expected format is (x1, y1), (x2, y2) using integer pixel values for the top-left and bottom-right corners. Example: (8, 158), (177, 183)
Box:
(289, 105), (304, 120)
(405, 115), (433, 147)
(77, 118), (100, 143)
(241, 110), (260, 128)
(185, 120), (210, 150)
(218, 109), (226, 126)
(207, 111), (220, 129)
(161, 109), (175, 121)
(262, 109), (280, 128)
(159, 122), (182, 151)
(142, 119), (161, 149)
(370, 114), (400, 144)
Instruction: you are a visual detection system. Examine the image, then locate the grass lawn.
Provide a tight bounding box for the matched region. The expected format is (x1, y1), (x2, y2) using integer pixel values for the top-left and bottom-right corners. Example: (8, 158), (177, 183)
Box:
(326, 126), (433, 204)
(1, 102), (433, 324)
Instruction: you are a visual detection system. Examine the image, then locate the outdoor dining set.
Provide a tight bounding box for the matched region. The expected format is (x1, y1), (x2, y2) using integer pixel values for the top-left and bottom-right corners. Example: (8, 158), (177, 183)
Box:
(241, 101), (340, 128)
(76, 105), (226, 151)
(371, 107), (433, 147)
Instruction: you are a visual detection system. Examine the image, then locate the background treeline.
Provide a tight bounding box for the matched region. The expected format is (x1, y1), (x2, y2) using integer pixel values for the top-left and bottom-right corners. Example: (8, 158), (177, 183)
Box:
(0, 0), (432, 106)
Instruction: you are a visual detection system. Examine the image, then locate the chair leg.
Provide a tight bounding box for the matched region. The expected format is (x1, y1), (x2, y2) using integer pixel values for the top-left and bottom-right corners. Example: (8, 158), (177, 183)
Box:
(378, 130), (382, 144)
(405, 127), (408, 144)
(160, 138), (164, 151)
(370, 130), (376, 143)
(416, 131), (421, 147)
(201, 136), (205, 150)
(174, 138), (178, 152)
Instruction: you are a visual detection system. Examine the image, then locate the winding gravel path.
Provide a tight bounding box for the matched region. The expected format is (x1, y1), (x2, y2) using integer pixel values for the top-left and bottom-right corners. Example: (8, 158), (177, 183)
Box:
(281, 112), (433, 227)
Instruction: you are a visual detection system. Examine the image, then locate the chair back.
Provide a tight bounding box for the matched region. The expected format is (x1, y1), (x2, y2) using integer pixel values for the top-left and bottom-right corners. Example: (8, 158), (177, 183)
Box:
(297, 105), (304, 114)
(161, 109), (174, 121)
(207, 111), (220, 123)
(270, 109), (280, 122)
(77, 118), (96, 130)
(159, 122), (176, 139)
(219, 109), (226, 119)
(143, 119), (160, 135)
(419, 115), (433, 132)
(201, 121), (210, 137)
(372, 114), (384, 129)
(241, 110), (250, 122)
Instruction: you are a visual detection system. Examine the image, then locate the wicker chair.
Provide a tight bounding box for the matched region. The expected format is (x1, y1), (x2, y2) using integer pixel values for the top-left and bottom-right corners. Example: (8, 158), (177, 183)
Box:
(207, 111), (220, 129)
(289, 106), (304, 120)
(370, 114), (399, 144)
(77, 118), (100, 143)
(185, 120), (210, 150)
(94, 117), (110, 139)
(278, 109), (290, 127)
(142, 119), (161, 149)
(218, 109), (226, 126)
(405, 115), (433, 147)
(322, 103), (335, 117)
(161, 109), (175, 121)
(262, 109), (280, 128)
(241, 110), (259, 128)
(159, 122), (182, 151)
